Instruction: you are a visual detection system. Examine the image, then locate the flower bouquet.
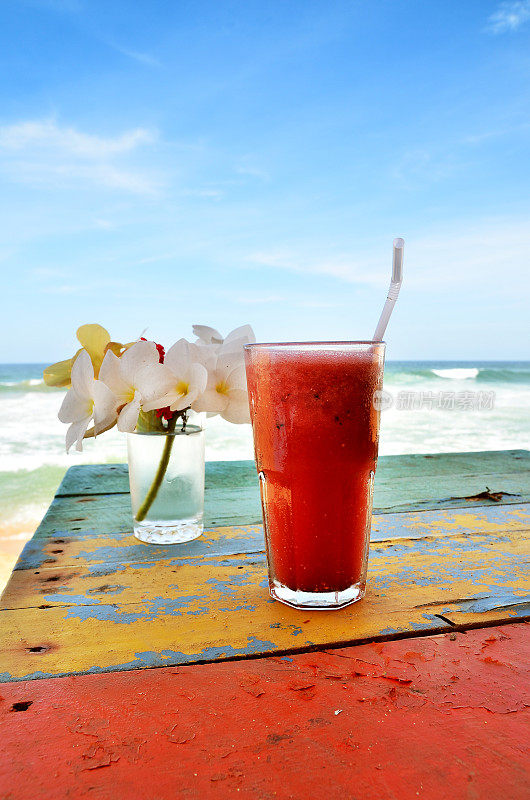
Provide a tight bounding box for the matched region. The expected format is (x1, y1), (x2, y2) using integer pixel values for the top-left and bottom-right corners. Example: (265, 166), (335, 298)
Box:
(45, 322), (255, 543)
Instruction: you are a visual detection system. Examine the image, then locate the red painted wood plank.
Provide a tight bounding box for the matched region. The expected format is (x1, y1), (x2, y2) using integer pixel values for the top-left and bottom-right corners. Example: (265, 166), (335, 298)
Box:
(0, 624), (528, 800)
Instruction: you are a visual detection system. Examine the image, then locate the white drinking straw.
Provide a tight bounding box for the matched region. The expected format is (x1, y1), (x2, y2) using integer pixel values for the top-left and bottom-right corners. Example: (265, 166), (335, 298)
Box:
(373, 238), (404, 341)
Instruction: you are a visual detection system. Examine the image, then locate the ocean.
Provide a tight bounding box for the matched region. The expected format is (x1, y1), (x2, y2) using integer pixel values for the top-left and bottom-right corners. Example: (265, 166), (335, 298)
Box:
(0, 361), (529, 585)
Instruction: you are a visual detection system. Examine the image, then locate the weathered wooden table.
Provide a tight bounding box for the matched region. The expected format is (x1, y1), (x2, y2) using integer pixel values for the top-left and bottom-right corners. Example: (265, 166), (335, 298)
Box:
(1, 449), (529, 799)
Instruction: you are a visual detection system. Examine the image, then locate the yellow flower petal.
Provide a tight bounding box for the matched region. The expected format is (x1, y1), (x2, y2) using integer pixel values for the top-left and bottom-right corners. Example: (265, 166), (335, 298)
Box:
(43, 355), (76, 388)
(83, 419), (117, 439)
(76, 324), (111, 378)
(105, 341), (126, 357)
(44, 325), (131, 387)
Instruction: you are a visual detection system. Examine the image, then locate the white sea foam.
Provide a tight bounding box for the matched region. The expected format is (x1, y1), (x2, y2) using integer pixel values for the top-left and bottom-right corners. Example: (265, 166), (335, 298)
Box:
(431, 368), (479, 380)
(0, 378), (45, 388)
(0, 375), (528, 472)
(0, 389), (254, 473)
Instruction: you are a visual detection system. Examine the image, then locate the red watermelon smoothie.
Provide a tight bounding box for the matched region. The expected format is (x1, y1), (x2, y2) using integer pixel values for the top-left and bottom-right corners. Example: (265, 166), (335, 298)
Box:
(244, 342), (385, 609)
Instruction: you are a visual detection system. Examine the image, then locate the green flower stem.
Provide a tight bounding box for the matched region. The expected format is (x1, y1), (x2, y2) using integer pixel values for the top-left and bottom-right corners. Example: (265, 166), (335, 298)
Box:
(135, 415), (177, 522)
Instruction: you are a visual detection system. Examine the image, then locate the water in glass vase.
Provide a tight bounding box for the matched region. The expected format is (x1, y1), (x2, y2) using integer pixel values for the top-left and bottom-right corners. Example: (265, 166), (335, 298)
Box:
(127, 424), (205, 544)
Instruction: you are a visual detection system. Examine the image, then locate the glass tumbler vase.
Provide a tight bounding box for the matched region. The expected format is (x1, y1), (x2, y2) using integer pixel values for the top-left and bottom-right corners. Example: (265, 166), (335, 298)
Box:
(127, 422), (205, 544)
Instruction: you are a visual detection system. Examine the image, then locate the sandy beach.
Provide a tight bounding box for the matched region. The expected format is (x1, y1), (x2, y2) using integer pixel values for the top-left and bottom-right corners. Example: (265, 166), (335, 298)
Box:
(0, 523), (34, 592)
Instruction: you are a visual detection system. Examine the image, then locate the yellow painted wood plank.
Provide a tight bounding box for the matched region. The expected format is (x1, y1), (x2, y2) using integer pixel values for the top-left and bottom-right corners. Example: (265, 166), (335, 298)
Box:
(1, 520), (528, 681)
(3, 510), (530, 612)
(13, 502), (530, 572)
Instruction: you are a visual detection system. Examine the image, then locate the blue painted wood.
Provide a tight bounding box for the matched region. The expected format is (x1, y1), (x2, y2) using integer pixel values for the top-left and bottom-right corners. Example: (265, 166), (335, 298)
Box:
(54, 451), (530, 530)
(56, 450), (530, 497)
(14, 500), (530, 572)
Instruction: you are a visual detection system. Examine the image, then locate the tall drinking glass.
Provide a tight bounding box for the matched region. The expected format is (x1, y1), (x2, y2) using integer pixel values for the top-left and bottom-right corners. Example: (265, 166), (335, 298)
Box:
(244, 342), (386, 610)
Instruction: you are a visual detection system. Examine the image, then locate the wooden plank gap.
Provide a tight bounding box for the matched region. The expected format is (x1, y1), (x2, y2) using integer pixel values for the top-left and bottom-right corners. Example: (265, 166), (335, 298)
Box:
(415, 596), (491, 609)
(375, 496), (527, 513)
(373, 525), (530, 544)
(10, 615), (529, 685)
(433, 613), (458, 626)
(54, 491), (131, 499)
(177, 614), (530, 669)
(13, 546), (268, 573)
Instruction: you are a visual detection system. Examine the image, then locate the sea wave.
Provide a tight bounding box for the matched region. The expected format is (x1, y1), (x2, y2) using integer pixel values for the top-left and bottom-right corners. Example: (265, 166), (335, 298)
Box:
(2, 363), (530, 394)
(431, 368), (478, 380)
(473, 367), (530, 384)
(0, 378), (56, 393)
(385, 365), (530, 385)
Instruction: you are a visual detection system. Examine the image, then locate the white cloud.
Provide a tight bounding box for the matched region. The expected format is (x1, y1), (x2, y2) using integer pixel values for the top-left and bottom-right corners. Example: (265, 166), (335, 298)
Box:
(249, 250), (389, 287)
(486, 1), (530, 33)
(463, 121), (530, 144)
(232, 290), (344, 308)
(41, 284), (82, 295)
(135, 253), (177, 265)
(233, 292), (287, 304)
(30, 267), (67, 279)
(0, 119), (160, 194)
(0, 119), (154, 157)
(247, 216), (530, 296)
(409, 217), (530, 290)
(179, 187), (224, 199)
(114, 47), (161, 67)
(236, 163), (270, 182)
(393, 148), (458, 186)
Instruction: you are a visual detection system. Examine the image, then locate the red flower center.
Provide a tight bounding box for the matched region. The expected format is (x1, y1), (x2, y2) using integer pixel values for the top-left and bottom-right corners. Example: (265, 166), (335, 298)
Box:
(155, 406), (174, 421)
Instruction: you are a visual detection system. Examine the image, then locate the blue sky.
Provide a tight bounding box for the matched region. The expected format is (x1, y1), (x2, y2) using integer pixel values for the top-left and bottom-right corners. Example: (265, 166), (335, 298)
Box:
(1, 0), (529, 362)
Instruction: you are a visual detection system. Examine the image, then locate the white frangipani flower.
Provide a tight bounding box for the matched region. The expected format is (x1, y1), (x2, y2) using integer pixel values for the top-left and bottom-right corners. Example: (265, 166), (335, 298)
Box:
(222, 324), (256, 350)
(99, 339), (162, 432)
(192, 348), (250, 424)
(193, 324), (256, 352)
(188, 340), (218, 373)
(58, 350), (117, 452)
(190, 324), (255, 423)
(192, 325), (224, 346)
(142, 338), (208, 413)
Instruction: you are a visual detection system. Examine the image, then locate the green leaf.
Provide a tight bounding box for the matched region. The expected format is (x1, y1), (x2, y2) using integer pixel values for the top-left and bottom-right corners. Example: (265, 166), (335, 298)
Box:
(136, 409), (166, 434)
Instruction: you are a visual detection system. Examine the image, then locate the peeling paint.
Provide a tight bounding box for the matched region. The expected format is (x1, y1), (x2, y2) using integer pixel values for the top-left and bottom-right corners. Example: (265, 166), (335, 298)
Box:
(1, 458), (529, 684)
(1, 623), (528, 800)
